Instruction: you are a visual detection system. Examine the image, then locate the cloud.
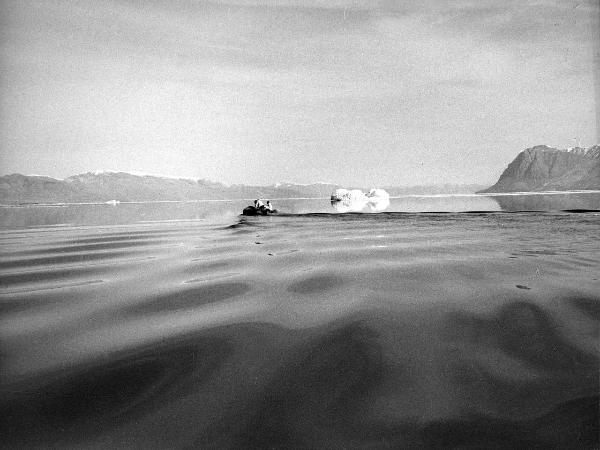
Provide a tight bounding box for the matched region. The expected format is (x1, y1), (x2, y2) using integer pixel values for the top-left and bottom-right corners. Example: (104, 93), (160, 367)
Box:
(1, 0), (597, 184)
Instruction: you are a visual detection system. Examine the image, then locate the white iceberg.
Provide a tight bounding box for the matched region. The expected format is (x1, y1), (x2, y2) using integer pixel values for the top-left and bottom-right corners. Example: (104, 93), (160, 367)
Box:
(330, 188), (390, 213)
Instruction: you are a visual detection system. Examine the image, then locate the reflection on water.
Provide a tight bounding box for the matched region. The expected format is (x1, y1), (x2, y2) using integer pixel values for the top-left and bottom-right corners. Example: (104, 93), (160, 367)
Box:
(1, 192), (599, 229)
(0, 197), (599, 448)
(487, 192), (600, 211)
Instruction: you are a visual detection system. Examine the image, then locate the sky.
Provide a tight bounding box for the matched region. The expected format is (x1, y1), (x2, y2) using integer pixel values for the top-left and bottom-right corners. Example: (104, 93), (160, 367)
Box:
(0, 0), (598, 186)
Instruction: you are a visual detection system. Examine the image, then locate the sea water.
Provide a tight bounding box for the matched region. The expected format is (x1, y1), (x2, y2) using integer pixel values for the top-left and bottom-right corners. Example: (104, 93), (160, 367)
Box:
(1, 194), (599, 448)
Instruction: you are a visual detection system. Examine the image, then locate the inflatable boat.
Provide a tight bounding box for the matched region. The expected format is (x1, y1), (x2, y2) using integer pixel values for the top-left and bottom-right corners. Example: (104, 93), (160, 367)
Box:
(242, 206), (278, 216)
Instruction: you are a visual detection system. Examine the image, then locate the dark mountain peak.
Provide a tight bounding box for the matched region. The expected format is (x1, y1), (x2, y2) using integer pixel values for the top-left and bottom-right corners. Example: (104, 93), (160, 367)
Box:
(480, 145), (600, 193)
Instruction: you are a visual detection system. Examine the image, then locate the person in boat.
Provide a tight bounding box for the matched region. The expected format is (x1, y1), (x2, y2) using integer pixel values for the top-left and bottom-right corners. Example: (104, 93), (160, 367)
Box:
(253, 199), (271, 214)
(244, 199), (274, 215)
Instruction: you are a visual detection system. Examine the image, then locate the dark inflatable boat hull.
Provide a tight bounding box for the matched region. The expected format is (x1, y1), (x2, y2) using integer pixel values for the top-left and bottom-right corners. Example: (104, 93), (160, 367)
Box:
(242, 206), (278, 216)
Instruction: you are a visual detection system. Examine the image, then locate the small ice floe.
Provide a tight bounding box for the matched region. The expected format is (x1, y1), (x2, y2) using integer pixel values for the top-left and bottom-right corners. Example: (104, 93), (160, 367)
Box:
(330, 188), (390, 213)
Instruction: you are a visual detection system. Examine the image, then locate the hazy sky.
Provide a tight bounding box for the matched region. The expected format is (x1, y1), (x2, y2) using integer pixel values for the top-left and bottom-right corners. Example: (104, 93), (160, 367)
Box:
(1, 0), (598, 186)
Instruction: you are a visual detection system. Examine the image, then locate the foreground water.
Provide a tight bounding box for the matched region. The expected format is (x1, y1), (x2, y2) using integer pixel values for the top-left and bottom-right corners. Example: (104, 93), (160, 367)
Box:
(1, 195), (599, 448)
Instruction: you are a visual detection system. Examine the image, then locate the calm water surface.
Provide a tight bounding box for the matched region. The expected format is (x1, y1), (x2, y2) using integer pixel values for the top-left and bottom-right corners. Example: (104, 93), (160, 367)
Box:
(1, 194), (599, 448)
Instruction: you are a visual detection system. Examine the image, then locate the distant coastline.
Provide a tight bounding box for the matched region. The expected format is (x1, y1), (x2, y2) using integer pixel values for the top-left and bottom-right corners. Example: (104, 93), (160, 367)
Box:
(3, 143), (599, 205)
(0, 172), (487, 205)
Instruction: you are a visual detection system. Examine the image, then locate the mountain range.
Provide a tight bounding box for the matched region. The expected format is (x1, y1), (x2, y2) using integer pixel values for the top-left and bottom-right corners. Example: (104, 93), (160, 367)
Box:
(480, 145), (600, 193)
(0, 172), (486, 205)
(2, 144), (598, 204)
